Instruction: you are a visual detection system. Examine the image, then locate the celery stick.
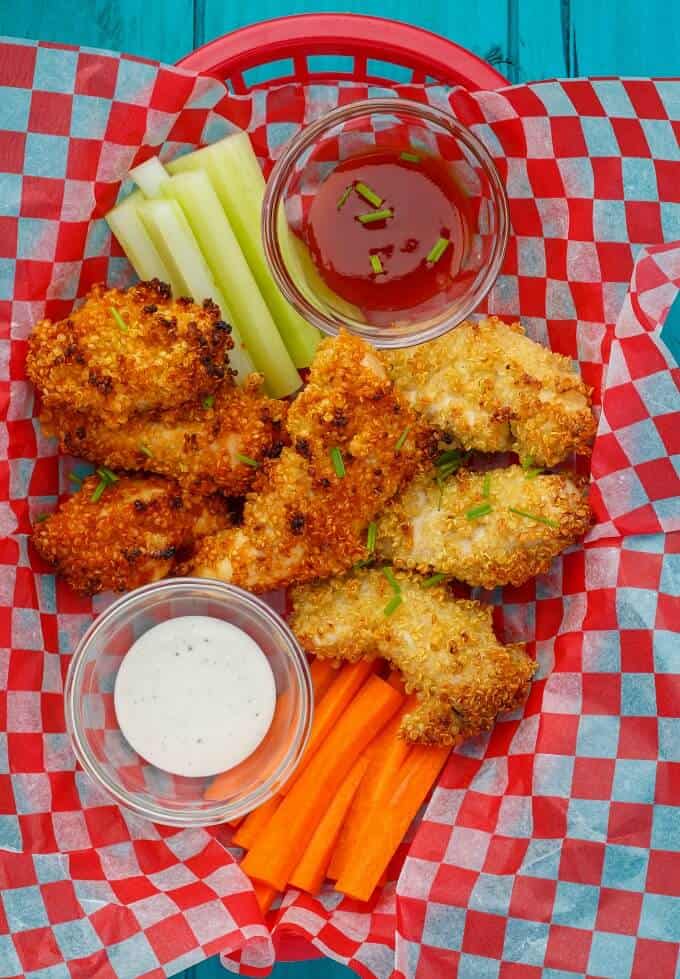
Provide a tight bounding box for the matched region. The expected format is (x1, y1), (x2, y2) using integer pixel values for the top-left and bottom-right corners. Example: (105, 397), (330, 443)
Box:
(105, 191), (177, 290)
(162, 172), (299, 398)
(167, 134), (321, 368)
(129, 157), (170, 198)
(138, 198), (254, 381)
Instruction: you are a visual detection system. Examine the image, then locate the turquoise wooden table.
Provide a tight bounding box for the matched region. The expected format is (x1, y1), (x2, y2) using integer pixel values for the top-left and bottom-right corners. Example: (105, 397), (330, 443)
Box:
(2, 2), (678, 977)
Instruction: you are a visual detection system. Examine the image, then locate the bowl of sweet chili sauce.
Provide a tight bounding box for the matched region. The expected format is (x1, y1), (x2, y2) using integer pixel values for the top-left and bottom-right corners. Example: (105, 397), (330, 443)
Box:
(262, 98), (509, 348)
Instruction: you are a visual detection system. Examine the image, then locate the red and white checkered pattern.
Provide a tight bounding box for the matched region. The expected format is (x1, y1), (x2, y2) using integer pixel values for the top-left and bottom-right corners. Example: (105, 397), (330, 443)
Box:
(0, 39), (678, 979)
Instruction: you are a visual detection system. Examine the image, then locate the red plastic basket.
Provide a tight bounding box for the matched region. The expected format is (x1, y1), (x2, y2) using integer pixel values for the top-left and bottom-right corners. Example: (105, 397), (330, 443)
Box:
(177, 13), (508, 92)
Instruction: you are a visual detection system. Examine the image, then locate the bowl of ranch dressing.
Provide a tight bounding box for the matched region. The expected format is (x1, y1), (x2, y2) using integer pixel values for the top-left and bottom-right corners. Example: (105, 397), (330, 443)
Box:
(64, 579), (313, 826)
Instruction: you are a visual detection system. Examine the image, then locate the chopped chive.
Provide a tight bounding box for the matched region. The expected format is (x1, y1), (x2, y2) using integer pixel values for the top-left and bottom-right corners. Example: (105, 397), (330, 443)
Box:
(357, 208), (393, 225)
(509, 506), (558, 527)
(68, 472), (83, 486)
(236, 453), (260, 468)
(97, 466), (118, 483)
(466, 502), (493, 520)
(366, 521), (377, 554)
(353, 558), (374, 569)
(426, 237), (450, 265)
(337, 184), (353, 210)
(355, 181), (383, 207)
(91, 479), (107, 503)
(400, 151), (420, 163)
(383, 593), (403, 617)
(524, 466), (544, 479)
(329, 446), (345, 478)
(521, 455), (534, 470)
(109, 307), (128, 333)
(35, 513), (50, 523)
(422, 572), (446, 588)
(395, 425), (411, 452)
(202, 395), (215, 409)
(139, 443), (153, 458)
(482, 473), (491, 498)
(435, 449), (464, 468)
(370, 254), (384, 275)
(382, 566), (401, 593)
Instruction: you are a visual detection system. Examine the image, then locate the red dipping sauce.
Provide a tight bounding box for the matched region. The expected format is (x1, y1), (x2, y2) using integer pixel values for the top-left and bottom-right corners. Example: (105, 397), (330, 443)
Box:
(303, 148), (473, 324)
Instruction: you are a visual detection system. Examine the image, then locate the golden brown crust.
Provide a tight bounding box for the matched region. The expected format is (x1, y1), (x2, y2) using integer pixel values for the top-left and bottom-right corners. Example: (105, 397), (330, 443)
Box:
(52, 376), (288, 496)
(27, 280), (233, 426)
(386, 316), (596, 467)
(186, 332), (434, 591)
(290, 568), (537, 745)
(31, 474), (232, 595)
(376, 465), (592, 589)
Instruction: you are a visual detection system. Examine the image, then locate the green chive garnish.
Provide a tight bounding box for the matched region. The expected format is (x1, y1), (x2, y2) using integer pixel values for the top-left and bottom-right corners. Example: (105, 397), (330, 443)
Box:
(509, 507), (558, 527)
(330, 446), (345, 478)
(370, 254), (384, 275)
(337, 185), (353, 210)
(435, 449), (464, 469)
(521, 456), (534, 470)
(110, 307), (128, 333)
(524, 466), (544, 479)
(466, 502), (493, 520)
(482, 473), (491, 498)
(353, 558), (373, 570)
(395, 425), (411, 452)
(355, 181), (383, 208)
(91, 480), (107, 503)
(202, 395), (215, 409)
(236, 453), (260, 468)
(382, 566), (401, 593)
(383, 593), (403, 617)
(366, 521), (377, 554)
(68, 472), (83, 486)
(422, 572), (446, 588)
(426, 237), (450, 265)
(35, 513), (50, 523)
(357, 209), (393, 225)
(97, 466), (118, 483)
(139, 444), (153, 458)
(400, 151), (420, 163)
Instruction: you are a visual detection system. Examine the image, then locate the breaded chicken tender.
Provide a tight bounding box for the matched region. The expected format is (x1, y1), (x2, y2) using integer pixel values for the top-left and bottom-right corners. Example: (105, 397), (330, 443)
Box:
(27, 280), (233, 427)
(376, 465), (592, 589)
(386, 316), (596, 467)
(187, 333), (431, 591)
(290, 569), (536, 745)
(52, 376), (288, 496)
(32, 475), (231, 595)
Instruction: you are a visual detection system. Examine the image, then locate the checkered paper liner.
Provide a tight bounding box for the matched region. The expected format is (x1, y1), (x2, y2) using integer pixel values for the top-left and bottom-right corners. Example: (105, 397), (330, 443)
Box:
(0, 37), (679, 979)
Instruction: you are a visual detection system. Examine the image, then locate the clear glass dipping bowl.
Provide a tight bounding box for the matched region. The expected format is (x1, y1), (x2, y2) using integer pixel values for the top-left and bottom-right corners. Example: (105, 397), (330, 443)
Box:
(65, 578), (312, 827)
(262, 97), (509, 348)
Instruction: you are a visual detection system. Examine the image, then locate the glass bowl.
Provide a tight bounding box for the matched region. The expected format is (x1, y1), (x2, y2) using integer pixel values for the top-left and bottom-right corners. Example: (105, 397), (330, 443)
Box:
(65, 578), (312, 827)
(262, 97), (509, 348)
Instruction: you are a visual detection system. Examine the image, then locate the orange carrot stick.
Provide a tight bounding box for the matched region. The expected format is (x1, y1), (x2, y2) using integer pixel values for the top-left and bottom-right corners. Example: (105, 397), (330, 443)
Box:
(289, 753), (370, 895)
(233, 794), (281, 850)
(280, 659), (377, 795)
(335, 743), (450, 902)
(241, 675), (402, 890)
(310, 658), (337, 701)
(386, 670), (406, 695)
(253, 879), (278, 915)
(328, 695), (416, 880)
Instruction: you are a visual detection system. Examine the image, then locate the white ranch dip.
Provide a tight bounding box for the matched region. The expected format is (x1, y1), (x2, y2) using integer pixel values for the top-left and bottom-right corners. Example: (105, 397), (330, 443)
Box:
(114, 616), (276, 777)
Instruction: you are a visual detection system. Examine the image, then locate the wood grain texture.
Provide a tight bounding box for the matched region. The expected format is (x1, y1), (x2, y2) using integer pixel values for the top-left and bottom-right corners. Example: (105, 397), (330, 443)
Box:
(570, 0), (680, 75)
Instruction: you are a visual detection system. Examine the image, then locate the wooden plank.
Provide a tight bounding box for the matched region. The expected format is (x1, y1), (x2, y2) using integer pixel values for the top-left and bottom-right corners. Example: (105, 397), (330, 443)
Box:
(571, 0), (680, 75)
(516, 0), (569, 83)
(199, 0), (511, 80)
(0, 0), (193, 64)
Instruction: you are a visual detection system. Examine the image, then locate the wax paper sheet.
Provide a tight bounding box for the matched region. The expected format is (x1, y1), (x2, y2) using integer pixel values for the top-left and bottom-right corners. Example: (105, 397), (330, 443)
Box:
(0, 37), (678, 979)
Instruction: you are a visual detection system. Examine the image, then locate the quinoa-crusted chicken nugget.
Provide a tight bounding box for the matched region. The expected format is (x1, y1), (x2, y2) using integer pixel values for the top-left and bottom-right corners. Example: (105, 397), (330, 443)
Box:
(53, 376), (288, 496)
(27, 280), (233, 426)
(376, 465), (592, 589)
(32, 475), (231, 595)
(290, 569), (536, 745)
(386, 316), (596, 467)
(186, 332), (432, 591)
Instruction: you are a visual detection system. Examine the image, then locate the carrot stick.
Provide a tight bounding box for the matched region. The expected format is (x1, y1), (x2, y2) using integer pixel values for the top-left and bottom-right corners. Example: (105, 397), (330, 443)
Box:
(289, 753), (370, 895)
(336, 744), (450, 902)
(241, 675), (403, 890)
(327, 695), (416, 880)
(386, 670), (406, 695)
(253, 879), (278, 915)
(233, 794), (281, 850)
(310, 658), (337, 701)
(280, 659), (377, 795)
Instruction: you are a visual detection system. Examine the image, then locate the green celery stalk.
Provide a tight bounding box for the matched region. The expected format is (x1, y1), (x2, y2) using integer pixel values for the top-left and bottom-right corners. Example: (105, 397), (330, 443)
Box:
(105, 191), (178, 290)
(138, 198), (254, 381)
(162, 170), (300, 398)
(167, 133), (320, 368)
(129, 157), (170, 198)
